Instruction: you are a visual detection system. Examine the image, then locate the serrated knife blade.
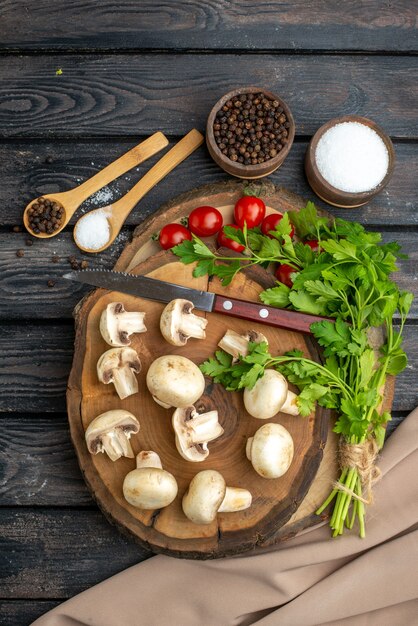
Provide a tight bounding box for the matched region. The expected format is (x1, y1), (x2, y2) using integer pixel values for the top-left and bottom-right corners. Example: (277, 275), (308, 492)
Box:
(63, 269), (216, 311)
(63, 269), (332, 334)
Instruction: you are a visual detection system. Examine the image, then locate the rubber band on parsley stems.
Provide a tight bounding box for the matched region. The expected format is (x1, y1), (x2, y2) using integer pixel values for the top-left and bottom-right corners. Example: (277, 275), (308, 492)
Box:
(173, 201), (413, 538)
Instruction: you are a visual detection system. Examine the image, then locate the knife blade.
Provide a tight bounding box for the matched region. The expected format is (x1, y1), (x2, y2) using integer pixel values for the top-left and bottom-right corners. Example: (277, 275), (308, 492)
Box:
(63, 269), (332, 334)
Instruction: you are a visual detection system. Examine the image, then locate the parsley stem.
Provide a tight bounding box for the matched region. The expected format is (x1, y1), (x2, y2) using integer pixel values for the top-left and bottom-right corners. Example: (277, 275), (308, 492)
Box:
(316, 466), (348, 516)
(269, 356), (352, 397)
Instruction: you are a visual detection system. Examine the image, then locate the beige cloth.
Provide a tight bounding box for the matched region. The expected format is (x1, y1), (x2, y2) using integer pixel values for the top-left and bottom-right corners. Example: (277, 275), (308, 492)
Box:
(33, 409), (418, 626)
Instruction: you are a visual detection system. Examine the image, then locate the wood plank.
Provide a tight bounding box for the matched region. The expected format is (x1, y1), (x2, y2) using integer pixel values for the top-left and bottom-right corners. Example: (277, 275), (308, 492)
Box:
(0, 325), (74, 413)
(0, 509), (150, 599)
(1, 140), (417, 227)
(0, 325), (416, 415)
(0, 231), (128, 319)
(0, 414), (92, 506)
(0, 601), (61, 626)
(0, 230), (416, 320)
(0, 55), (416, 138)
(0, 1), (416, 52)
(0, 410), (408, 507)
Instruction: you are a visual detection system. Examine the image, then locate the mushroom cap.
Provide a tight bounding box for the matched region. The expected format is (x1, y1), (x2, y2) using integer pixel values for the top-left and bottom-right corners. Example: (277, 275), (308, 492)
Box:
(243, 369), (288, 419)
(182, 470), (226, 524)
(246, 423), (294, 478)
(99, 302), (146, 347)
(85, 410), (139, 454)
(160, 299), (207, 346)
(172, 407), (209, 462)
(97, 347), (141, 383)
(123, 467), (178, 510)
(146, 355), (205, 408)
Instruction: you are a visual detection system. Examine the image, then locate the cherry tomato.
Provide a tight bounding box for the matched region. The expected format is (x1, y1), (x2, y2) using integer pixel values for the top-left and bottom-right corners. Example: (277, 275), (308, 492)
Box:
(305, 239), (320, 252)
(159, 223), (192, 250)
(234, 195), (266, 229)
(275, 264), (298, 288)
(261, 212), (295, 239)
(217, 224), (245, 252)
(188, 206), (223, 237)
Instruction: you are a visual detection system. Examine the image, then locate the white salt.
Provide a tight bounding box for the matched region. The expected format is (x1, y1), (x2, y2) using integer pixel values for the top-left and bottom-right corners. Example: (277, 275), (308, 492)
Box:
(74, 206), (112, 250)
(315, 122), (389, 193)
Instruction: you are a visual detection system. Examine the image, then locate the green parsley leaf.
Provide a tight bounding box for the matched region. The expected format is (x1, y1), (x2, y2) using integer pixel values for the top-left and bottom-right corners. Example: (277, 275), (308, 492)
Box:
(260, 284), (290, 308)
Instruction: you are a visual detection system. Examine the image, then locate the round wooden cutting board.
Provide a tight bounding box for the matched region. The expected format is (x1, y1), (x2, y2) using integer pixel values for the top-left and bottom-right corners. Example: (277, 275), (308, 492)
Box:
(67, 180), (393, 558)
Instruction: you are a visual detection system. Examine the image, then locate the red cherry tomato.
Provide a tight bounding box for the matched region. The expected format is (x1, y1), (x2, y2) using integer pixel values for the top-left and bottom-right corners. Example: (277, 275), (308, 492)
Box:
(234, 195), (266, 229)
(217, 224), (245, 252)
(159, 223), (192, 250)
(275, 264), (298, 288)
(188, 206), (223, 237)
(261, 212), (295, 239)
(305, 239), (320, 252)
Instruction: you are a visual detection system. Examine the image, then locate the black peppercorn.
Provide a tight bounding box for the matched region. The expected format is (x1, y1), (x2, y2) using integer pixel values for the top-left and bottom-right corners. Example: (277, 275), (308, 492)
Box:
(213, 92), (289, 167)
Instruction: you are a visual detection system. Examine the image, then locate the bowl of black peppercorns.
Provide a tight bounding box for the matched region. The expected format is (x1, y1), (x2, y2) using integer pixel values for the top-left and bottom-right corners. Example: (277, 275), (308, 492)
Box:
(206, 87), (295, 179)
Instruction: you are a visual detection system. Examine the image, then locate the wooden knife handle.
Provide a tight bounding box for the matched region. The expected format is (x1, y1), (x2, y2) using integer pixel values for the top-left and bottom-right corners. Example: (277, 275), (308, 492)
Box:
(213, 295), (333, 334)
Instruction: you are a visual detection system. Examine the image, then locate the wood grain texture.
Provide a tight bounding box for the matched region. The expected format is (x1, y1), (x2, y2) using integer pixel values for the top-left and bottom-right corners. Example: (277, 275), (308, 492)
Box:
(0, 56), (416, 138)
(0, 601), (61, 626)
(0, 414), (92, 506)
(0, 509), (151, 599)
(0, 1), (417, 52)
(1, 141), (417, 227)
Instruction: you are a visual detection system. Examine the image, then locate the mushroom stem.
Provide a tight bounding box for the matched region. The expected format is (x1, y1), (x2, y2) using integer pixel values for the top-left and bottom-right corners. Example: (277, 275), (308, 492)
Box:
(218, 487), (253, 513)
(178, 313), (207, 340)
(112, 366), (139, 400)
(281, 390), (300, 416)
(100, 431), (135, 462)
(136, 451), (163, 469)
(121, 311), (146, 331)
(188, 410), (224, 444)
(218, 329), (268, 361)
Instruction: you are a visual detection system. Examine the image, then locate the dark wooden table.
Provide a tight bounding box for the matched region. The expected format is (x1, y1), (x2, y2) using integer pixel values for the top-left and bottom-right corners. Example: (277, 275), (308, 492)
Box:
(0, 3), (417, 624)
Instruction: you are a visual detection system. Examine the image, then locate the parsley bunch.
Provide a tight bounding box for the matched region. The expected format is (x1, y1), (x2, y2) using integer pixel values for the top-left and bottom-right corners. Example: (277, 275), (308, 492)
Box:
(174, 202), (413, 537)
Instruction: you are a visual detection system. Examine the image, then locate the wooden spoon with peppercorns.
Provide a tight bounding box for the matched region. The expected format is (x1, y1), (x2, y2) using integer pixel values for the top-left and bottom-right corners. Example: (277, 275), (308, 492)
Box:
(23, 132), (169, 239)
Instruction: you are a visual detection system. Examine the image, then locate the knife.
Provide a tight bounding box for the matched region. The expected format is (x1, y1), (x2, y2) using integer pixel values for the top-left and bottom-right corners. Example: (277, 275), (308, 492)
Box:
(63, 269), (332, 334)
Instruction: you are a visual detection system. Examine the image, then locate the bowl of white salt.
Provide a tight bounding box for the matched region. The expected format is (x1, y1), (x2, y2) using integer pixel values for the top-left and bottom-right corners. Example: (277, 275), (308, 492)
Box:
(305, 115), (395, 208)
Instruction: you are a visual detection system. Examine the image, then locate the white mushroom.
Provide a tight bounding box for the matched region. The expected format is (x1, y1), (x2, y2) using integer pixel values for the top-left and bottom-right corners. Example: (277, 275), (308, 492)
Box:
(100, 302), (146, 347)
(172, 406), (224, 462)
(146, 355), (205, 408)
(85, 410), (140, 462)
(160, 299), (207, 346)
(182, 470), (252, 525)
(218, 329), (269, 362)
(246, 423), (294, 478)
(243, 369), (299, 419)
(123, 451), (178, 510)
(97, 347), (141, 399)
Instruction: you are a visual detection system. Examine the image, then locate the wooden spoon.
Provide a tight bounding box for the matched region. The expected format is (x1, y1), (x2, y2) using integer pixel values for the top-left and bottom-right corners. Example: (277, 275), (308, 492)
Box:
(73, 129), (204, 254)
(23, 132), (169, 238)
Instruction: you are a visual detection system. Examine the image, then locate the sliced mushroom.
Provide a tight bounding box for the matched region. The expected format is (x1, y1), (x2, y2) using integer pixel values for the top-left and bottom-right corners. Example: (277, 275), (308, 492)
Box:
(243, 369), (300, 419)
(218, 329), (269, 362)
(160, 299), (207, 346)
(182, 470), (252, 525)
(85, 409), (140, 462)
(97, 347), (141, 399)
(146, 355), (205, 408)
(100, 302), (146, 347)
(123, 451), (178, 509)
(172, 406), (224, 462)
(246, 423), (294, 478)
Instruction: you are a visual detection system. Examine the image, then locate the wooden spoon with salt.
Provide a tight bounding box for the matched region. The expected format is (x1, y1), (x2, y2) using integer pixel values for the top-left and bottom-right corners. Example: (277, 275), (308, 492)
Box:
(23, 132), (169, 239)
(73, 129), (204, 254)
